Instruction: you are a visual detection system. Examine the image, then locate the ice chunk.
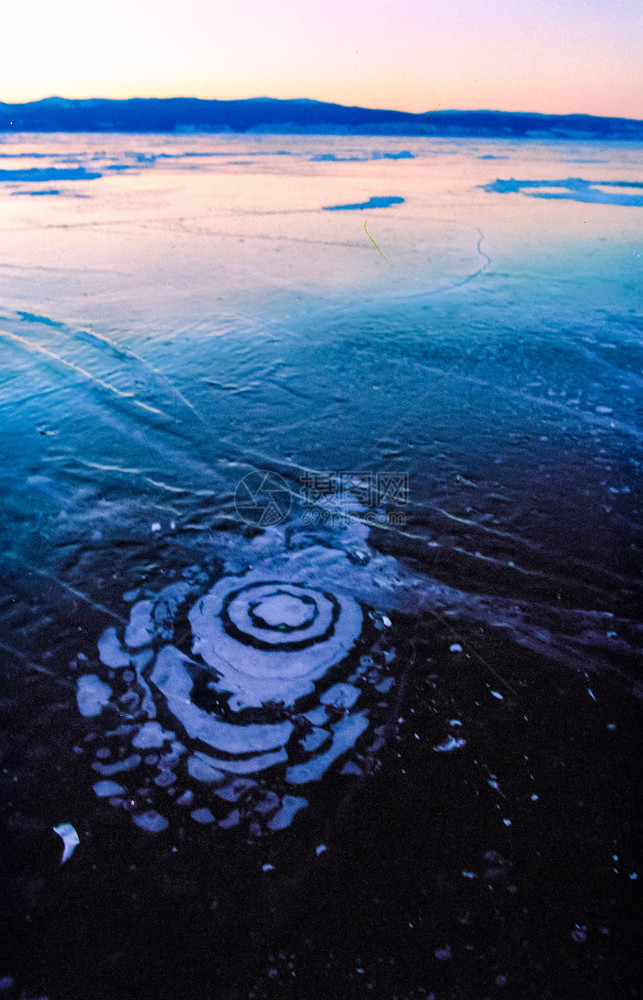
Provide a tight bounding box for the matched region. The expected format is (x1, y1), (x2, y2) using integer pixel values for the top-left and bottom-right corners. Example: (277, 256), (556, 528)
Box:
(76, 674), (112, 717)
(93, 753), (141, 775)
(154, 770), (176, 787)
(93, 780), (125, 798)
(187, 752), (225, 783)
(254, 790), (281, 815)
(320, 683), (361, 709)
(286, 712), (369, 784)
(152, 582), (193, 638)
(192, 748), (288, 775)
(433, 736), (467, 752)
(190, 808), (215, 824)
(214, 778), (256, 802)
(219, 809), (240, 829)
(53, 823), (79, 863)
(97, 627), (130, 667)
(125, 599), (155, 648)
(132, 721), (175, 749)
(131, 648), (156, 718)
(303, 706), (329, 725)
(267, 794), (308, 830)
(132, 810), (168, 833)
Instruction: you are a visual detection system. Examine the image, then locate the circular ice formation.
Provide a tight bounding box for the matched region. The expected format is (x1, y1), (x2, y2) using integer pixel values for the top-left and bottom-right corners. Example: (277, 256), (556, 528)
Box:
(190, 579), (363, 708)
(79, 541), (400, 835)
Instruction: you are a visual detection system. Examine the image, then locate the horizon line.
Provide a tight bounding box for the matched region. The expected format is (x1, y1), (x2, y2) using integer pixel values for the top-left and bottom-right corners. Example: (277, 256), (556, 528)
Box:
(1, 95), (641, 123)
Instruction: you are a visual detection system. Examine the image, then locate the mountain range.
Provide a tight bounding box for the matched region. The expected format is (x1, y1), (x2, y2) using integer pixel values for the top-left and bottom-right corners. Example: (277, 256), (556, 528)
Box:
(1, 97), (641, 139)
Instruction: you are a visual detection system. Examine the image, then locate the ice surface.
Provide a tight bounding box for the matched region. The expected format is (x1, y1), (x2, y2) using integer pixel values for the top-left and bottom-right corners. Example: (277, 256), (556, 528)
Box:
(482, 176), (643, 206)
(323, 196), (405, 211)
(0, 167), (101, 182)
(12, 132), (638, 847)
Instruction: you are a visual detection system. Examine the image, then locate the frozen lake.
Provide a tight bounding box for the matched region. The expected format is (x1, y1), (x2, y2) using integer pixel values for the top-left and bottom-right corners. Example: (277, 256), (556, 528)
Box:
(0, 132), (641, 999)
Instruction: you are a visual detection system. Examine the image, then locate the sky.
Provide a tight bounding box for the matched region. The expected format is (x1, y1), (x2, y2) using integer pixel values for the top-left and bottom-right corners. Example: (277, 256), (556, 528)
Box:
(1, 0), (641, 118)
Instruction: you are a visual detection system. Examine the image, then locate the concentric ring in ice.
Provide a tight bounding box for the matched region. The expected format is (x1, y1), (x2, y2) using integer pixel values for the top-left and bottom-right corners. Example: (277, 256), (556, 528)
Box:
(190, 578), (363, 708)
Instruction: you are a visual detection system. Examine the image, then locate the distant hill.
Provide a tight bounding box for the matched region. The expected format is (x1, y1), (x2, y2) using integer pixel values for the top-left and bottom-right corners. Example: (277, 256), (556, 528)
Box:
(0, 97), (641, 139)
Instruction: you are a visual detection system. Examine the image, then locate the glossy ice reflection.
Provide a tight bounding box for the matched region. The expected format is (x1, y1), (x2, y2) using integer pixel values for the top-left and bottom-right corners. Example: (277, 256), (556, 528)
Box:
(0, 132), (640, 848)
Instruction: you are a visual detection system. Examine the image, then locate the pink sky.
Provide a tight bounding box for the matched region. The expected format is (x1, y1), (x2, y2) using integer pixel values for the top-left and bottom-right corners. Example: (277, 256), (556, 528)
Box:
(1, 0), (641, 118)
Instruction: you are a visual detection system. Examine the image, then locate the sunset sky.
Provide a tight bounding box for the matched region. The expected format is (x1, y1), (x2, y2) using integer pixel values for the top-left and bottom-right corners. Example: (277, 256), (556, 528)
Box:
(2, 0), (641, 119)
